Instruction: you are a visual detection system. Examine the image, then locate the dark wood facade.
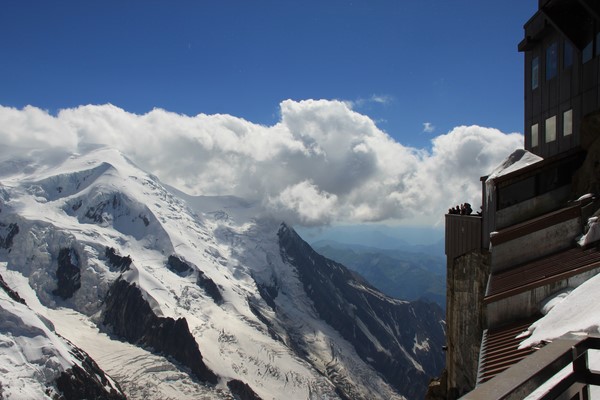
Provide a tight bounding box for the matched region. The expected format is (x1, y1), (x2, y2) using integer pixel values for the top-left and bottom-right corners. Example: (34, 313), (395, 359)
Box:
(519, 0), (600, 158)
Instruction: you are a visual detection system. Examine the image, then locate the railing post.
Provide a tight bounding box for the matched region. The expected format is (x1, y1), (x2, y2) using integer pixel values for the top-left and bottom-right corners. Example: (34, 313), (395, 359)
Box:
(572, 346), (590, 400)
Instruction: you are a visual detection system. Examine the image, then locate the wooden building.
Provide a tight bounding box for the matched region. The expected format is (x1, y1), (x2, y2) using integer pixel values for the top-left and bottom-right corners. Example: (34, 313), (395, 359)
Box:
(519, 0), (600, 158)
(439, 1), (600, 398)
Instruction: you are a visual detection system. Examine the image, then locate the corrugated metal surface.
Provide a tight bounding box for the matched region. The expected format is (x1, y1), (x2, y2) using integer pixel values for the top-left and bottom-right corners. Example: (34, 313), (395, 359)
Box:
(477, 319), (538, 385)
(485, 246), (600, 303)
(445, 214), (482, 260)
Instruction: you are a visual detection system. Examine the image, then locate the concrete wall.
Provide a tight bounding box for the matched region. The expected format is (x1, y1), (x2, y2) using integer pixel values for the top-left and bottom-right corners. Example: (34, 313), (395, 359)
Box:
(486, 267), (600, 328)
(491, 217), (581, 273)
(446, 250), (490, 399)
(495, 186), (571, 230)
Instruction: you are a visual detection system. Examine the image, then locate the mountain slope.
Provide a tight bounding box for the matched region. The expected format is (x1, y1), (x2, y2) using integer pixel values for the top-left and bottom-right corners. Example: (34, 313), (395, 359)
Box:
(0, 271), (125, 399)
(279, 226), (445, 399)
(0, 146), (444, 399)
(314, 241), (446, 308)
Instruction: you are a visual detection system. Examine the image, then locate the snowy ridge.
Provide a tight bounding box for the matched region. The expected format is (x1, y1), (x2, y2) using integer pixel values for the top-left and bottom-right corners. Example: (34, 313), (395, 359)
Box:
(0, 145), (444, 399)
(0, 267), (124, 399)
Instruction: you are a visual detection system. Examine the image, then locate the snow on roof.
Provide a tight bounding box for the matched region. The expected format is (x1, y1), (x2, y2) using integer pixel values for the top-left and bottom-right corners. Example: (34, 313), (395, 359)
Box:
(485, 149), (543, 183)
(519, 271), (600, 349)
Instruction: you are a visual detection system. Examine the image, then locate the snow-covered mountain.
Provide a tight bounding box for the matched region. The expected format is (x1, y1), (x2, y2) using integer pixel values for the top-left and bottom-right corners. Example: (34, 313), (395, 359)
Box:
(0, 146), (444, 400)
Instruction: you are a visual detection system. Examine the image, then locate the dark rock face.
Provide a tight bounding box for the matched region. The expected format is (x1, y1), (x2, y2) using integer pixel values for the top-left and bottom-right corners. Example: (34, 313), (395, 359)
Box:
(167, 255), (223, 304)
(84, 194), (127, 224)
(53, 248), (81, 300)
(277, 223), (446, 400)
(246, 297), (283, 343)
(0, 273), (26, 305)
(0, 222), (19, 249)
(55, 342), (126, 400)
(256, 282), (278, 310)
(102, 279), (218, 384)
(197, 271), (223, 304)
(105, 247), (132, 272)
(226, 379), (262, 400)
(166, 255), (193, 275)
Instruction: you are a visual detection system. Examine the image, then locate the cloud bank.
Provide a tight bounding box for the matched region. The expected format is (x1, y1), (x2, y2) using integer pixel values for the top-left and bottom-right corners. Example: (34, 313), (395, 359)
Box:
(0, 100), (523, 226)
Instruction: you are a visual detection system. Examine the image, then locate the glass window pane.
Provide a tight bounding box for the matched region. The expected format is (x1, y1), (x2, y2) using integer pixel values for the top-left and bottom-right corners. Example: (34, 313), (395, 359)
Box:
(563, 109), (573, 136)
(532, 57), (539, 90)
(564, 41), (573, 69)
(546, 116), (556, 142)
(531, 123), (539, 147)
(546, 43), (557, 80)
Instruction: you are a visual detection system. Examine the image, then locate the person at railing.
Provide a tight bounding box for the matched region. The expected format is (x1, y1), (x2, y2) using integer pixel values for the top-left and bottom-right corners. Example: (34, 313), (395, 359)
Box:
(448, 203), (473, 215)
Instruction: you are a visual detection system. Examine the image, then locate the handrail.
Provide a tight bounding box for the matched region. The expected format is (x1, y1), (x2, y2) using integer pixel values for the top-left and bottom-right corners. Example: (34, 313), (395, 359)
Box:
(462, 334), (600, 400)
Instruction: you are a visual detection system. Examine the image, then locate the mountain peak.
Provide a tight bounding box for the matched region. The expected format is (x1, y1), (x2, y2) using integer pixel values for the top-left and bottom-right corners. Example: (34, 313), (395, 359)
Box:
(0, 149), (444, 399)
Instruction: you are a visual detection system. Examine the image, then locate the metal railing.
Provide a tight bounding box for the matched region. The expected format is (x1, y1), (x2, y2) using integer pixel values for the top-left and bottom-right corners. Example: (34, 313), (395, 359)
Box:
(462, 334), (600, 400)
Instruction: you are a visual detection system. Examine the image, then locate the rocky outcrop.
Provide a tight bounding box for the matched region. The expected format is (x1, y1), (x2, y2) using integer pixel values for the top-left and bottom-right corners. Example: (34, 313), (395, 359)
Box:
(167, 255), (223, 303)
(0, 273), (25, 305)
(53, 248), (81, 300)
(197, 271), (223, 304)
(0, 222), (19, 249)
(55, 342), (126, 400)
(105, 247), (132, 272)
(424, 369), (448, 400)
(226, 379), (262, 400)
(166, 255), (193, 275)
(277, 223), (445, 400)
(102, 279), (218, 384)
(255, 281), (278, 310)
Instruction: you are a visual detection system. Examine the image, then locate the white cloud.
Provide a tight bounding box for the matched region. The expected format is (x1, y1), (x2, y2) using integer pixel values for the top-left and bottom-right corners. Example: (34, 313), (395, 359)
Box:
(423, 122), (435, 133)
(344, 94), (393, 109)
(0, 101), (523, 226)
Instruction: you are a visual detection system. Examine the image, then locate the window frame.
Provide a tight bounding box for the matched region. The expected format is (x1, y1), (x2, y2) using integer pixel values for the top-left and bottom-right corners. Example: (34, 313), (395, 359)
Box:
(546, 42), (558, 81)
(564, 41), (573, 69)
(563, 109), (573, 136)
(532, 56), (539, 90)
(531, 123), (539, 147)
(545, 116), (557, 143)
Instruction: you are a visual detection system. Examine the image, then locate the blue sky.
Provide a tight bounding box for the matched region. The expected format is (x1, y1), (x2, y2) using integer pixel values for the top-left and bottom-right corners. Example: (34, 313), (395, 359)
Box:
(0, 1), (533, 231)
(1, 1), (536, 149)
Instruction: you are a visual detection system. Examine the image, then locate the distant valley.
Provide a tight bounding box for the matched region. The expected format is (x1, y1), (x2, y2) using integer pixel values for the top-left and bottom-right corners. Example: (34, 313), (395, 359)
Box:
(314, 239), (446, 310)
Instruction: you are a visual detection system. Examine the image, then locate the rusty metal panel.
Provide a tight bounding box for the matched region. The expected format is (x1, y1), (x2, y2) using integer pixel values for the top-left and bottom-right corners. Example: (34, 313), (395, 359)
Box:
(477, 320), (538, 385)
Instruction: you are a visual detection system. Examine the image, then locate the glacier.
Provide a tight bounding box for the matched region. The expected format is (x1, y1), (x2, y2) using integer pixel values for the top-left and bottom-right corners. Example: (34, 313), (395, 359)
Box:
(0, 145), (444, 399)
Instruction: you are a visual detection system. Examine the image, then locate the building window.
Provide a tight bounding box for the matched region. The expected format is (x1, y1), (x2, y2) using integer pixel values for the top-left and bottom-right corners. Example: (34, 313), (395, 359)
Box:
(546, 43), (557, 80)
(531, 123), (539, 147)
(546, 116), (557, 142)
(563, 109), (573, 136)
(532, 57), (539, 90)
(564, 41), (573, 69)
(583, 40), (593, 63)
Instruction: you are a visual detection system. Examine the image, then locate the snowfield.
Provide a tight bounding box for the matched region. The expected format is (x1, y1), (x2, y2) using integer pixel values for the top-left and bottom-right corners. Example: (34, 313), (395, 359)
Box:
(0, 145), (443, 399)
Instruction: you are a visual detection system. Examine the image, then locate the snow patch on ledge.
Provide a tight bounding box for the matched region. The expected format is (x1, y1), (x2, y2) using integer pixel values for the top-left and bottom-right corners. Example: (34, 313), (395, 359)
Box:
(519, 272), (600, 349)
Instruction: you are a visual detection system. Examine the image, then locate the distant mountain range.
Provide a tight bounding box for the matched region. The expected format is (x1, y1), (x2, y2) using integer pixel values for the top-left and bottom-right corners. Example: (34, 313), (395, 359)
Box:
(297, 224), (445, 251)
(314, 240), (446, 310)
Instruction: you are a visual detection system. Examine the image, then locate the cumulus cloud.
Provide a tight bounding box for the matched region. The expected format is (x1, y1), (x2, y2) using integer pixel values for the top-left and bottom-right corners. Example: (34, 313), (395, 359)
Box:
(423, 122), (435, 133)
(0, 100), (523, 226)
